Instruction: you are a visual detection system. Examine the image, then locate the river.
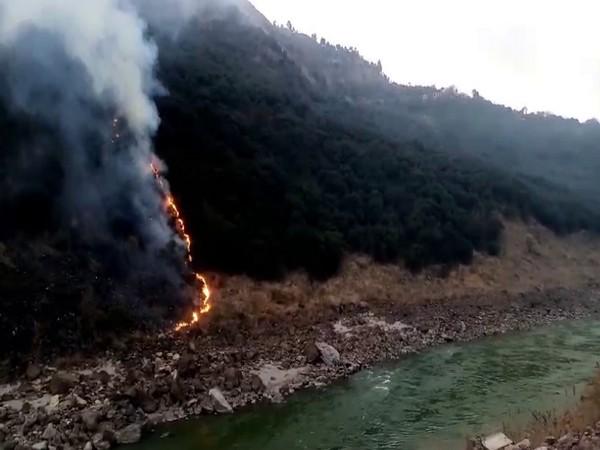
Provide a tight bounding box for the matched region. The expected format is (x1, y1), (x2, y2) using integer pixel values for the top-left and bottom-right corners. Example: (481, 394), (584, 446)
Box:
(130, 320), (600, 450)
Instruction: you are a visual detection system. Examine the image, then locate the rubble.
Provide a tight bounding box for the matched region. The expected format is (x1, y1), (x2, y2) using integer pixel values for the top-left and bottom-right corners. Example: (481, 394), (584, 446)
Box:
(0, 287), (597, 448)
(474, 424), (600, 449)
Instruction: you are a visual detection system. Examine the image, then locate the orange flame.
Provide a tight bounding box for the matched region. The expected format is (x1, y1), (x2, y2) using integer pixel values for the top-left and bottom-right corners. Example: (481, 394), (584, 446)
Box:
(111, 117), (211, 330)
(151, 162), (212, 331)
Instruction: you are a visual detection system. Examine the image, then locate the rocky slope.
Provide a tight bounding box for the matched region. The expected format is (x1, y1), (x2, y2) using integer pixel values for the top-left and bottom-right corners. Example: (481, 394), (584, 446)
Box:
(2, 221), (600, 448)
(471, 424), (600, 450)
(1, 286), (599, 449)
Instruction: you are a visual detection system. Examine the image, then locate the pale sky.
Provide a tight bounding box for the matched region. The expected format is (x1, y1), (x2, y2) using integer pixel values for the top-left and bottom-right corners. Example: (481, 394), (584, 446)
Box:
(252, 0), (600, 121)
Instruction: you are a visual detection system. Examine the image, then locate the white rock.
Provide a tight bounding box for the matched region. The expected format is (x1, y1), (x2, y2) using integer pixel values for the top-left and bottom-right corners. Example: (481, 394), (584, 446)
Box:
(365, 316), (411, 332)
(252, 364), (306, 397)
(116, 424), (142, 444)
(482, 432), (513, 450)
(0, 383), (19, 397)
(2, 399), (24, 412)
(32, 442), (48, 450)
(42, 423), (58, 440)
(315, 342), (341, 366)
(74, 394), (88, 406)
(208, 388), (233, 413)
(47, 394), (61, 412)
(333, 321), (354, 336)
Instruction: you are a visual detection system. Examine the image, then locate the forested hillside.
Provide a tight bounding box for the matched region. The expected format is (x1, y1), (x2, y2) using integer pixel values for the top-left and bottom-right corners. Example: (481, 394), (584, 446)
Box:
(150, 8), (600, 279)
(2, 2), (600, 282)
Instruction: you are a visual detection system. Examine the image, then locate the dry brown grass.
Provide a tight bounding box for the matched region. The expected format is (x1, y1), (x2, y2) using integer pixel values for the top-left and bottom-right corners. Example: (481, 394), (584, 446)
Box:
(494, 370), (600, 448)
(209, 220), (600, 326)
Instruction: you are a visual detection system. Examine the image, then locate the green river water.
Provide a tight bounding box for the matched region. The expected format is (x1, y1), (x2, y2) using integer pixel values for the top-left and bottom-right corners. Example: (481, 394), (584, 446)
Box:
(131, 320), (600, 450)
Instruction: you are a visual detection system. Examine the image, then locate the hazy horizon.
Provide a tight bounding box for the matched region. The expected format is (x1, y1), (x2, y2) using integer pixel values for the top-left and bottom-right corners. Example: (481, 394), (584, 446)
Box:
(252, 0), (600, 122)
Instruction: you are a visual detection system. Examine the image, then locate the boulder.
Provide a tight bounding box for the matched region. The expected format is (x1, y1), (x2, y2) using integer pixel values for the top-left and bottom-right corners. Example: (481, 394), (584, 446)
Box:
(141, 396), (158, 414)
(81, 409), (100, 432)
(176, 353), (195, 376)
(252, 364), (306, 398)
(49, 372), (77, 395)
(31, 442), (48, 450)
(169, 379), (186, 403)
(99, 425), (117, 444)
(208, 388), (233, 413)
(47, 394), (61, 413)
(41, 423), (58, 441)
(304, 344), (321, 364)
(315, 342), (341, 366)
(224, 368), (241, 390)
(516, 438), (531, 449)
(250, 374), (264, 393)
(26, 363), (42, 381)
(95, 370), (111, 385)
(93, 432), (111, 450)
(73, 394), (88, 407)
(116, 424), (142, 445)
(482, 432), (513, 450)
(556, 433), (576, 448)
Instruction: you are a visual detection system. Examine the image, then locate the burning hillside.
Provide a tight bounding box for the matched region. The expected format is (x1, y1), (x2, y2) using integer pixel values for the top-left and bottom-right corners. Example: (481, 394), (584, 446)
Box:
(151, 161), (212, 330)
(0, 0), (223, 348)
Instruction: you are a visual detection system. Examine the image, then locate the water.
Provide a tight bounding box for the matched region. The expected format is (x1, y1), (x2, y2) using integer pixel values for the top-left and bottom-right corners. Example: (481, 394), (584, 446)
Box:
(131, 320), (600, 450)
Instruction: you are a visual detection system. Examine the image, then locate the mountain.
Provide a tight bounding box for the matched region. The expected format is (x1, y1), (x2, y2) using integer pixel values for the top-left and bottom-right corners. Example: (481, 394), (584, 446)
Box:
(2, 1), (600, 282)
(2, 0), (600, 356)
(150, 4), (600, 279)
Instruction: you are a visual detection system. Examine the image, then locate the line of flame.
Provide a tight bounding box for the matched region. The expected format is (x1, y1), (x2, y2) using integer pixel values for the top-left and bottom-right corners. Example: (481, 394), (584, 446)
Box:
(112, 117), (211, 330)
(150, 163), (212, 330)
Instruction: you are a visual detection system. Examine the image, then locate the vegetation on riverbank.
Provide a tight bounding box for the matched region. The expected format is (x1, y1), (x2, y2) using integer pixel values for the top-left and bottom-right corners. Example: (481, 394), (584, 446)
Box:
(469, 370), (600, 449)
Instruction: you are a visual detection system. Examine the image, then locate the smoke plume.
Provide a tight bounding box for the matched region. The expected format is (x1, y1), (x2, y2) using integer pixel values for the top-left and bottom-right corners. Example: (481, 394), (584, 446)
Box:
(0, 0), (259, 289)
(0, 0), (175, 257)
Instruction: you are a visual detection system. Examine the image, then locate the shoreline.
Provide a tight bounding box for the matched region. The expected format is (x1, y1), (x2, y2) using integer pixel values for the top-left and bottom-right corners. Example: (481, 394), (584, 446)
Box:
(1, 287), (599, 449)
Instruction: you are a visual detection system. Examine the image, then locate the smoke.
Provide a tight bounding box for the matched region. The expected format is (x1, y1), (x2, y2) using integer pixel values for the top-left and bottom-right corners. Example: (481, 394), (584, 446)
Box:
(0, 0), (260, 272)
(0, 0), (176, 262)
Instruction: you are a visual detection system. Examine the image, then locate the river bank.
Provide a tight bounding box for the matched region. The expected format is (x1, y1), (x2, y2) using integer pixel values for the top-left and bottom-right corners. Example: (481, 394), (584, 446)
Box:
(469, 363), (600, 450)
(1, 286), (599, 449)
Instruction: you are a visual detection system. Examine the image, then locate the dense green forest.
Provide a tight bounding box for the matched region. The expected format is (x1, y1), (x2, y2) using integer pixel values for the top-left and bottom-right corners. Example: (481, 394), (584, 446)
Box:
(150, 12), (600, 279)
(2, 4), (600, 282)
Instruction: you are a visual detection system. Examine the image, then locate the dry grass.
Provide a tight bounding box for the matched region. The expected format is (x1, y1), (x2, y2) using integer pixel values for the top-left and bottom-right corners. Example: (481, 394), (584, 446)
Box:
(476, 370), (600, 448)
(209, 220), (600, 327)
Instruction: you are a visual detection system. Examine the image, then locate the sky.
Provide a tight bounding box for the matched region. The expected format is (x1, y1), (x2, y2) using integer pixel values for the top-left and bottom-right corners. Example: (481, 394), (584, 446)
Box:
(251, 0), (600, 121)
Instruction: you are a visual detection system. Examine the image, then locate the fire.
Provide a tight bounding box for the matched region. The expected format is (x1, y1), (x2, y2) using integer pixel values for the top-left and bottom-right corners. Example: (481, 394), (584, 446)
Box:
(111, 117), (211, 330)
(151, 163), (212, 330)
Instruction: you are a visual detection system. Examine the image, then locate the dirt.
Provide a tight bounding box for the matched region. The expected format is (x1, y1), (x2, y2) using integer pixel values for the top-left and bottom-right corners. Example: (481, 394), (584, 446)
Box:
(211, 221), (600, 324)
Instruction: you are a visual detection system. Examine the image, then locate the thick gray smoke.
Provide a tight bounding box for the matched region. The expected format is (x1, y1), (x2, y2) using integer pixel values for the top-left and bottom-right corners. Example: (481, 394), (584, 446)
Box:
(0, 0), (257, 268)
(0, 0), (173, 254)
